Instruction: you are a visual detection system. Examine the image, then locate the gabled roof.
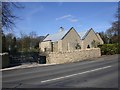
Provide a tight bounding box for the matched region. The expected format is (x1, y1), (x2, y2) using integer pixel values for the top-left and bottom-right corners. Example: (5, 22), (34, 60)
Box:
(43, 30), (68, 42)
(78, 30), (88, 40)
(61, 27), (80, 40)
(83, 28), (94, 40)
(43, 27), (99, 42)
(43, 27), (79, 42)
(96, 32), (104, 43)
(78, 28), (98, 40)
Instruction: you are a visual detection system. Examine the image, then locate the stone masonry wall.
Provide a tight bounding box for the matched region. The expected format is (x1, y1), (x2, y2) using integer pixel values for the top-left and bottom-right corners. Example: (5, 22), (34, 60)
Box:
(40, 41), (52, 52)
(46, 48), (101, 64)
(82, 29), (100, 49)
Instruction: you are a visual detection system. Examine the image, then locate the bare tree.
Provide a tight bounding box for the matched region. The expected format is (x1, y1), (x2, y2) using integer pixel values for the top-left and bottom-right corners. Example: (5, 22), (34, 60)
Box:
(1, 2), (24, 53)
(106, 2), (120, 43)
(29, 31), (37, 39)
(2, 2), (24, 31)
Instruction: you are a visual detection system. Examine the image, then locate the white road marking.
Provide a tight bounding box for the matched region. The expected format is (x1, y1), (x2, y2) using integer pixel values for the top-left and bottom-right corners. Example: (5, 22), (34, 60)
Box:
(41, 66), (112, 83)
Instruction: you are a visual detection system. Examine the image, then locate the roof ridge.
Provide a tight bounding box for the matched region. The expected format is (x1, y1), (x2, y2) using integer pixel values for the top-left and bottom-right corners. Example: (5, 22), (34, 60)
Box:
(61, 27), (73, 40)
(43, 29), (68, 42)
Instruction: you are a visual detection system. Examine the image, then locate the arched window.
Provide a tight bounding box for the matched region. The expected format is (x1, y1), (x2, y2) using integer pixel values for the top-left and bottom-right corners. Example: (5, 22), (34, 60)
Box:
(87, 45), (90, 48)
(44, 48), (47, 52)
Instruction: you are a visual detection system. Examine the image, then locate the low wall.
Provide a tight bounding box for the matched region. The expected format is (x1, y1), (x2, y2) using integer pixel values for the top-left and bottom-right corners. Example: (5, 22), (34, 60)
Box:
(46, 48), (101, 64)
(0, 53), (9, 69)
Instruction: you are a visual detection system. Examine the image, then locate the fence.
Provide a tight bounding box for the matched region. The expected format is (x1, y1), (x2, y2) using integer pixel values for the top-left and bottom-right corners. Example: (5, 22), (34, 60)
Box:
(9, 52), (39, 66)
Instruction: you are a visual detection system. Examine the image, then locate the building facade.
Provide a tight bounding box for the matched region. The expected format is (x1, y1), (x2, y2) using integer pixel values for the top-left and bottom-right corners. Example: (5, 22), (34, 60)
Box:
(39, 27), (104, 53)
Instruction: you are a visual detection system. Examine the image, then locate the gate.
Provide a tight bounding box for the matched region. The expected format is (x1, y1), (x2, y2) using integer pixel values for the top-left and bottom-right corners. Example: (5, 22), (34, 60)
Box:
(38, 56), (46, 64)
(9, 52), (39, 65)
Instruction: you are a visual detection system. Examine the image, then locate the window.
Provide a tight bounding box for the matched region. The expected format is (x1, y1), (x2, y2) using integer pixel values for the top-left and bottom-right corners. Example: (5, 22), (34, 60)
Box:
(44, 48), (47, 52)
(87, 45), (90, 48)
(75, 43), (81, 49)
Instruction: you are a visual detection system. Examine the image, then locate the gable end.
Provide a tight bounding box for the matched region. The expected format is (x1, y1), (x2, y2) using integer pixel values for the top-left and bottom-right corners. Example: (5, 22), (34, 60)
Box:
(61, 27), (81, 40)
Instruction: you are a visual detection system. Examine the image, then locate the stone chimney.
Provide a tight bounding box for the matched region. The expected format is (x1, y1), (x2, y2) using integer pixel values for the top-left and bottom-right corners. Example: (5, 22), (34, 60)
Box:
(59, 27), (64, 32)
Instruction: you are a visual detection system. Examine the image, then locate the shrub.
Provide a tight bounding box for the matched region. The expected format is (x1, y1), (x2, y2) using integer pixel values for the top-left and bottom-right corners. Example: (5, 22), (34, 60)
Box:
(75, 43), (81, 49)
(114, 43), (120, 54)
(98, 43), (120, 55)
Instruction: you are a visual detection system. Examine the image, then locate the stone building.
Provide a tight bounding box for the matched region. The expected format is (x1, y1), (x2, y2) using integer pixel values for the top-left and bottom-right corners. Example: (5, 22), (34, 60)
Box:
(79, 28), (104, 49)
(39, 27), (104, 53)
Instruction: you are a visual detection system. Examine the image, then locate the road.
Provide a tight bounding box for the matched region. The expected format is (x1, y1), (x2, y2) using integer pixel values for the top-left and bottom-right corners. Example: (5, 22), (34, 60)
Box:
(2, 54), (119, 88)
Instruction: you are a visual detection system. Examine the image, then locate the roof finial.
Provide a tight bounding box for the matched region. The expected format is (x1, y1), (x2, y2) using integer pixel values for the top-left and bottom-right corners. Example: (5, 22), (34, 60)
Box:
(59, 27), (64, 32)
(90, 28), (93, 30)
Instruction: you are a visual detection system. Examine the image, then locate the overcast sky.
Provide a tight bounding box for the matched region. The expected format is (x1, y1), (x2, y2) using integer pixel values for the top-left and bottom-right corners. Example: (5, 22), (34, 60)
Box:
(9, 2), (118, 37)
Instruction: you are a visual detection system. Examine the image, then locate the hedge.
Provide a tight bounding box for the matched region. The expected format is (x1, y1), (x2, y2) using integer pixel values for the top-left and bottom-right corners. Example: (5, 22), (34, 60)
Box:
(98, 43), (120, 55)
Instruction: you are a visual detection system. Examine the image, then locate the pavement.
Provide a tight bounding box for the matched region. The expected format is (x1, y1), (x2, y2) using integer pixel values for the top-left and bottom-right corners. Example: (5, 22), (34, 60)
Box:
(0, 63), (56, 71)
(1, 54), (119, 88)
(0, 55), (113, 71)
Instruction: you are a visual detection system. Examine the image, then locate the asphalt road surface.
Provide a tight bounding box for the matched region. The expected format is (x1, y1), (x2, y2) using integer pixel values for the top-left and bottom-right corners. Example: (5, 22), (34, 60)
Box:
(2, 54), (119, 88)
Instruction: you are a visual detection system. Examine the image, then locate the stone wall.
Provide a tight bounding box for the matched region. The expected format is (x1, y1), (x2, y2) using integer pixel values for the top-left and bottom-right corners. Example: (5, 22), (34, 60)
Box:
(82, 29), (101, 49)
(61, 28), (81, 52)
(46, 48), (101, 64)
(0, 53), (9, 69)
(96, 33), (104, 44)
(53, 42), (58, 52)
(39, 41), (52, 52)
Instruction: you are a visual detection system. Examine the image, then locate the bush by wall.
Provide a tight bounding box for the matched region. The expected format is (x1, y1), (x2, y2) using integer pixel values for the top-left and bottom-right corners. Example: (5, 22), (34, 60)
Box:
(98, 43), (120, 55)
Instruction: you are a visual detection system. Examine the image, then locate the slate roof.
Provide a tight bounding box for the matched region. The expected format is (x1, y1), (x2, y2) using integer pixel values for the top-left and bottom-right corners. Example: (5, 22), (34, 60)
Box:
(43, 30), (68, 42)
(78, 30), (88, 40)
(78, 28), (97, 40)
(43, 28), (96, 42)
